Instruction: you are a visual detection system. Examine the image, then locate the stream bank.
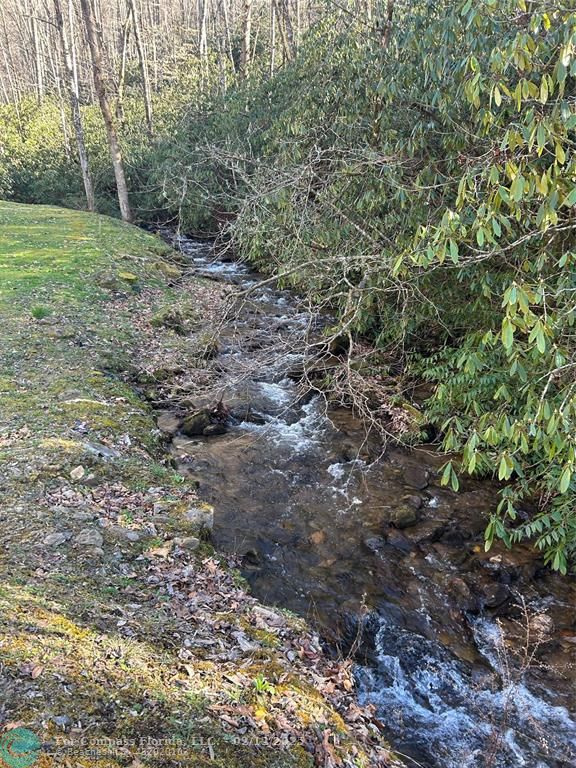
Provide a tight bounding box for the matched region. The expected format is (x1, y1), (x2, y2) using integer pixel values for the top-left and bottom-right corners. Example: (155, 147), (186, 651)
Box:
(0, 202), (398, 768)
(155, 231), (576, 768)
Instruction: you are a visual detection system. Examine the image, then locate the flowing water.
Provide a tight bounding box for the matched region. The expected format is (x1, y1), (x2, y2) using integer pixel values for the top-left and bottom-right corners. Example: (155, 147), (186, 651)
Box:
(157, 232), (576, 768)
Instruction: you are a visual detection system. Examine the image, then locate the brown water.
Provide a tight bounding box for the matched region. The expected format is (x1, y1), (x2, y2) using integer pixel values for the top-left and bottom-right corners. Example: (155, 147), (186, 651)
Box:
(157, 233), (576, 768)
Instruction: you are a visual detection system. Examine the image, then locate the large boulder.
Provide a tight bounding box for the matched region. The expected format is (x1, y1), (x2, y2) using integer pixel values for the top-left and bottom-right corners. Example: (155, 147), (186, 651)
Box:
(181, 410), (212, 436)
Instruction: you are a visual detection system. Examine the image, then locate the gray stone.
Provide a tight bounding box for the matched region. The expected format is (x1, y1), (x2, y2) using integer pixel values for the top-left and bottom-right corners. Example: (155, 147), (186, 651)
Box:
(184, 506), (214, 531)
(363, 536), (386, 554)
(83, 441), (120, 460)
(175, 536), (200, 551)
(157, 412), (182, 435)
(72, 510), (96, 522)
(44, 532), (70, 547)
(109, 526), (141, 543)
(75, 529), (104, 547)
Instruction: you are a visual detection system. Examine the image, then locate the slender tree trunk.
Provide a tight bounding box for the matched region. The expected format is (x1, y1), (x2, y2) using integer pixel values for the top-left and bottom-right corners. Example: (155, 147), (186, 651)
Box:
(31, 12), (45, 102)
(198, 0), (208, 56)
(127, 0), (153, 136)
(221, 0), (234, 68)
(240, 0), (252, 78)
(116, 11), (131, 124)
(54, 0), (95, 211)
(79, 0), (132, 222)
(382, 0), (394, 49)
(269, 0), (276, 77)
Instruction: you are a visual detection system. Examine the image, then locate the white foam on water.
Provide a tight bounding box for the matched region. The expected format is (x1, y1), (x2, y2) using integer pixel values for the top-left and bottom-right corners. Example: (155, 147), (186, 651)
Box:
(356, 615), (576, 768)
(240, 397), (325, 455)
(328, 463), (346, 480)
(257, 380), (295, 407)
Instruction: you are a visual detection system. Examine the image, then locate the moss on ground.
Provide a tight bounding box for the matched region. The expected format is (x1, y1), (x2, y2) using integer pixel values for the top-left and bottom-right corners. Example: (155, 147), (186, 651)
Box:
(0, 201), (397, 768)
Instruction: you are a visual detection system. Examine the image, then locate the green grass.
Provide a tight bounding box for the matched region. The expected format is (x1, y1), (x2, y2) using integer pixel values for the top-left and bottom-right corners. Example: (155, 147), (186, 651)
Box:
(0, 202), (389, 768)
(0, 200), (168, 307)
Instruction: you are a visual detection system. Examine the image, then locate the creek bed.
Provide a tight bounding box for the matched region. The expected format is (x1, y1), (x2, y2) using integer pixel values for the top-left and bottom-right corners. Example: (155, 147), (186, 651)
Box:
(157, 232), (576, 768)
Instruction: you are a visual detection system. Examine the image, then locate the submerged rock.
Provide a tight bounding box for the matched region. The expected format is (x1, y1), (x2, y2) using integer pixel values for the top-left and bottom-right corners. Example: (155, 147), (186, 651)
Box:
(402, 466), (430, 490)
(388, 505), (422, 529)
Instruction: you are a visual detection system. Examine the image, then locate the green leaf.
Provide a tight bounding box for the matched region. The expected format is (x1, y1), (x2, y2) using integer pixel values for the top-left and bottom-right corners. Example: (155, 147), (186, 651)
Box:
(563, 187), (576, 207)
(559, 466), (572, 493)
(510, 174), (524, 202)
(501, 317), (514, 350)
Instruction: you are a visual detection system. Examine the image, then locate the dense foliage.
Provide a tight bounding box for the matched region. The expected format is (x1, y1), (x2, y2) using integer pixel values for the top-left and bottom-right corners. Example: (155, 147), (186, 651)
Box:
(1, 0), (575, 572)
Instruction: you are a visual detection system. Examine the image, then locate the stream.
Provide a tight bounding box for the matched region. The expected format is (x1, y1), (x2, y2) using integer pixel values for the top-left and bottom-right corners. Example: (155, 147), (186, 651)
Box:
(156, 232), (576, 768)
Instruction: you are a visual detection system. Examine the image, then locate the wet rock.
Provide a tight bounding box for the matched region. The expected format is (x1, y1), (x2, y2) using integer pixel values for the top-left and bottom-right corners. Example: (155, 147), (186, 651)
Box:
(402, 520), (445, 544)
(389, 505), (422, 529)
(482, 583), (511, 609)
(385, 529), (414, 553)
(402, 466), (430, 490)
(181, 410), (212, 436)
(203, 423), (227, 436)
(184, 505), (214, 531)
(447, 577), (479, 611)
(157, 412), (182, 435)
(44, 532), (71, 547)
(404, 494), (423, 510)
(363, 536), (386, 554)
(529, 613), (555, 640)
(74, 529), (104, 547)
(439, 523), (467, 546)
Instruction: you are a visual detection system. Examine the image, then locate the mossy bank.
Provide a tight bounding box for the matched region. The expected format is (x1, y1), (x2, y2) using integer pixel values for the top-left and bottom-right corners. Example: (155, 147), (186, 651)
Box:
(0, 201), (399, 767)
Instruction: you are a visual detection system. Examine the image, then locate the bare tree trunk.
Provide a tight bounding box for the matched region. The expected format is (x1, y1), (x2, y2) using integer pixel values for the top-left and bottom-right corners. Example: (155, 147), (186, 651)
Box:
(79, 0), (132, 222)
(198, 0), (208, 56)
(30, 11), (45, 102)
(240, 0), (252, 78)
(381, 0), (394, 48)
(127, 0), (153, 136)
(269, 0), (276, 77)
(221, 0), (234, 68)
(54, 0), (95, 211)
(116, 11), (131, 124)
